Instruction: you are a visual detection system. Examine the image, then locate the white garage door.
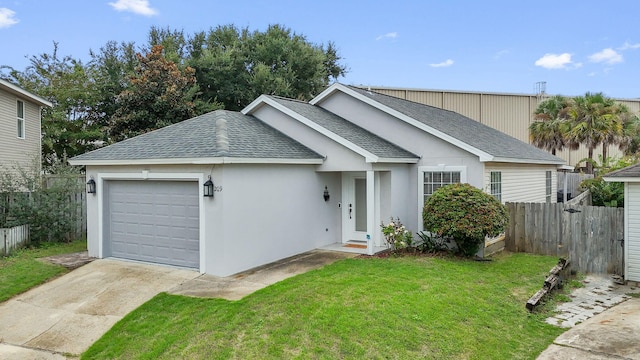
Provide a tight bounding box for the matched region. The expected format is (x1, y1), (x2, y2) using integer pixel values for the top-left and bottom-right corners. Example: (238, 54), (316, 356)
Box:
(105, 180), (200, 269)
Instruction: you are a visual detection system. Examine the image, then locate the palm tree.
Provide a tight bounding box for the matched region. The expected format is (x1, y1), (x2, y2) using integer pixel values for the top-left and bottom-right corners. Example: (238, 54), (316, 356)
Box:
(566, 92), (617, 174)
(529, 96), (575, 156)
(602, 103), (632, 160)
(618, 112), (640, 156)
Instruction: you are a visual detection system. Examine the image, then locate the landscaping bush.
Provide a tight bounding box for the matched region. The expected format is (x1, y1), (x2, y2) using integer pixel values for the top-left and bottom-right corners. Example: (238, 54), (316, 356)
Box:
(416, 231), (451, 253)
(580, 156), (637, 207)
(380, 217), (413, 250)
(0, 161), (83, 243)
(423, 183), (508, 256)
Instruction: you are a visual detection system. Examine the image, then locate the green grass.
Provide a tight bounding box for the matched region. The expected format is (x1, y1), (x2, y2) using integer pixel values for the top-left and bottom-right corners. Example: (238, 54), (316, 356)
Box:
(0, 240), (87, 303)
(83, 252), (566, 360)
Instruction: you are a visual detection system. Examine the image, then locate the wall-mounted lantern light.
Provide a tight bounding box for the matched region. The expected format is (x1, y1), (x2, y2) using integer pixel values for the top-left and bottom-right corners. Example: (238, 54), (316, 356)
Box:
(323, 186), (330, 201)
(86, 178), (96, 194)
(203, 175), (214, 197)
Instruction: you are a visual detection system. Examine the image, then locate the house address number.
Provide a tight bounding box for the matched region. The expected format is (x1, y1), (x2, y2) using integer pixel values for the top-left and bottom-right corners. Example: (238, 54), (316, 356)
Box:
(214, 185), (223, 192)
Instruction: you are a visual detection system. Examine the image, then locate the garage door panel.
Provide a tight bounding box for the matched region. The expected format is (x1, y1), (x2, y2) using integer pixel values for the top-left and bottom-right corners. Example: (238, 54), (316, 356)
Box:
(106, 180), (199, 269)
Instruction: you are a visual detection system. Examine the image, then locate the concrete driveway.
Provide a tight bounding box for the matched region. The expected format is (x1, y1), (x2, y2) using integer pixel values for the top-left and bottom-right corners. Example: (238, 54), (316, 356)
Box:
(0, 250), (354, 359)
(537, 294), (640, 359)
(0, 259), (199, 359)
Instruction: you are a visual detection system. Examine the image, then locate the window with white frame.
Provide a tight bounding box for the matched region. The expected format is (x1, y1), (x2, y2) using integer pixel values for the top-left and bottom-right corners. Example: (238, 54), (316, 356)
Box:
(423, 170), (461, 201)
(16, 100), (25, 139)
(419, 166), (467, 229)
(545, 171), (552, 203)
(490, 171), (502, 202)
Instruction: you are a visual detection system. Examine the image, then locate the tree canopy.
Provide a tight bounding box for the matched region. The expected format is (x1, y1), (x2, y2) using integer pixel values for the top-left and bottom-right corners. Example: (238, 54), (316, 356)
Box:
(108, 45), (203, 142)
(0, 24), (347, 171)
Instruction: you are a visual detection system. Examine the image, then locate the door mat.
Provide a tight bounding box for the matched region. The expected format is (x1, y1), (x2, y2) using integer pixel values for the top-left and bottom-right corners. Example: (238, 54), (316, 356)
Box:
(343, 243), (367, 249)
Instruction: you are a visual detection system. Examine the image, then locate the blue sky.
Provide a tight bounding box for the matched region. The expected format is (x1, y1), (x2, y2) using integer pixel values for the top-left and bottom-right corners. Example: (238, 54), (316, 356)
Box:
(1, 0), (639, 98)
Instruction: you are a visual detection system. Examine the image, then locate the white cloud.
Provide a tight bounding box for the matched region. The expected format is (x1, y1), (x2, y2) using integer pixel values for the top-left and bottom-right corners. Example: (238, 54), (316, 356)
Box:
(619, 41), (640, 50)
(0, 8), (18, 28)
(376, 32), (397, 41)
(108, 0), (157, 16)
(493, 49), (510, 60)
(534, 53), (576, 69)
(429, 59), (454, 68)
(588, 48), (623, 64)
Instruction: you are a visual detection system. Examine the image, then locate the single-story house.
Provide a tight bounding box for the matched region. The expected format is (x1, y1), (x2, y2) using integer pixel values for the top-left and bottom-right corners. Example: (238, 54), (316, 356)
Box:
(604, 164), (640, 282)
(69, 83), (565, 276)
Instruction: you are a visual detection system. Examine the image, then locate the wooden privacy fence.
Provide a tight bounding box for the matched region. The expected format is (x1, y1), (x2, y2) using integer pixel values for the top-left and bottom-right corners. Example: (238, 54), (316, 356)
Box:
(504, 202), (624, 275)
(0, 224), (29, 256)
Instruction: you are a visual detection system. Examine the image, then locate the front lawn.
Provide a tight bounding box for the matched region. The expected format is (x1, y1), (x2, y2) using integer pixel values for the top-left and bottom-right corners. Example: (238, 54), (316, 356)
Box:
(83, 253), (565, 359)
(0, 240), (87, 303)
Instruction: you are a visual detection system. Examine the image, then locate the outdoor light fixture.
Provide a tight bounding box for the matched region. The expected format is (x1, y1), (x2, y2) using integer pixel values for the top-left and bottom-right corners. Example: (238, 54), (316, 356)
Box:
(323, 186), (330, 201)
(86, 178), (96, 194)
(203, 176), (214, 197)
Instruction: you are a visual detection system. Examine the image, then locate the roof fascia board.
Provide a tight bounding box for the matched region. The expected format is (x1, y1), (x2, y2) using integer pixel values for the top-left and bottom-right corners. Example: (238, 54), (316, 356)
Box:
(603, 176), (640, 183)
(69, 157), (324, 166)
(487, 157), (566, 165)
(243, 95), (380, 162)
(311, 84), (495, 161)
(376, 157), (420, 164)
(241, 95), (269, 114)
(0, 79), (52, 107)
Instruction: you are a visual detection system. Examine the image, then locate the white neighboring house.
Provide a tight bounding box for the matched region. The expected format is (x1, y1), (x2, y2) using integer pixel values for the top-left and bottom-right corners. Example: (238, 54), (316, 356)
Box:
(69, 83), (565, 276)
(0, 79), (52, 172)
(604, 164), (640, 282)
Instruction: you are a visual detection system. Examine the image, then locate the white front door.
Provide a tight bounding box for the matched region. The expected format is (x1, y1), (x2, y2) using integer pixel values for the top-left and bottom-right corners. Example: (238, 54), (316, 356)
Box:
(342, 174), (368, 242)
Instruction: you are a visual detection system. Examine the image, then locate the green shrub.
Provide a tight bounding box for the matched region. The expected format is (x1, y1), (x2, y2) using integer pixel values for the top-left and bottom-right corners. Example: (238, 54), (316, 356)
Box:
(416, 231), (450, 253)
(423, 183), (508, 256)
(580, 156), (637, 207)
(0, 161), (83, 243)
(380, 217), (413, 250)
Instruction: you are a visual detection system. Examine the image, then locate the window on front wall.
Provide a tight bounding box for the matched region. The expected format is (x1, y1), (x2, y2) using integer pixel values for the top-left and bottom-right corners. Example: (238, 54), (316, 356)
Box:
(546, 171), (552, 203)
(490, 171), (502, 202)
(17, 100), (25, 139)
(419, 166), (467, 231)
(423, 170), (461, 201)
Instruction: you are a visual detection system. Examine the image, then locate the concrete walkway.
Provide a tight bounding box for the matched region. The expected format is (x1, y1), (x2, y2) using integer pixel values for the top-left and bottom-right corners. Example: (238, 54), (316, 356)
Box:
(538, 276), (640, 359)
(0, 250), (354, 359)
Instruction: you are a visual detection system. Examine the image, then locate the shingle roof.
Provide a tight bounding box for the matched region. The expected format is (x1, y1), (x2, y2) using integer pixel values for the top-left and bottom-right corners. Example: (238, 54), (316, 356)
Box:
(348, 86), (565, 164)
(70, 110), (323, 162)
(603, 163), (640, 178)
(268, 96), (419, 160)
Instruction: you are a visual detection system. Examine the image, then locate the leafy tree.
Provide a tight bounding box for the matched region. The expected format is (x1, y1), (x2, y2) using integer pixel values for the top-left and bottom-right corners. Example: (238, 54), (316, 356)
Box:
(108, 45), (211, 141)
(179, 24), (346, 111)
(1, 43), (102, 171)
(87, 41), (139, 130)
(423, 183), (508, 256)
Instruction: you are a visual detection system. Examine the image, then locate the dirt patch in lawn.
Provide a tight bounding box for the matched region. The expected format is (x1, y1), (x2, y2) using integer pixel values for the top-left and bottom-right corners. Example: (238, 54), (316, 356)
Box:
(39, 251), (96, 269)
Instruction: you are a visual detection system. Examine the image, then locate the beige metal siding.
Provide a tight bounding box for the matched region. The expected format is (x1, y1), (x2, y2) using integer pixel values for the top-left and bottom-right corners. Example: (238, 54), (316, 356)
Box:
(369, 86), (636, 166)
(406, 91), (443, 108)
(484, 163), (557, 203)
(0, 90), (41, 171)
(443, 93), (481, 120)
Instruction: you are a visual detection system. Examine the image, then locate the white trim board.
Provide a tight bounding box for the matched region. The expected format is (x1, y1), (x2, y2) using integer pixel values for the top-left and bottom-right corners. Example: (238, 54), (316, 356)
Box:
(94, 172), (207, 274)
